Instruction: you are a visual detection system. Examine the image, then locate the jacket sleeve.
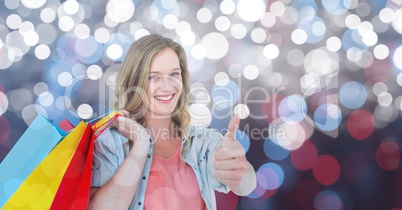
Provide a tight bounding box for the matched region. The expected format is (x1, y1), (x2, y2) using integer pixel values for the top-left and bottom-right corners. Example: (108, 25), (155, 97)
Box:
(91, 128), (128, 187)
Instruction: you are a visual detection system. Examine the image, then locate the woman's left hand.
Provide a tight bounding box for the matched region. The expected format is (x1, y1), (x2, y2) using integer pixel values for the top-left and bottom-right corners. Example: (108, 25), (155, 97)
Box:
(214, 115), (251, 190)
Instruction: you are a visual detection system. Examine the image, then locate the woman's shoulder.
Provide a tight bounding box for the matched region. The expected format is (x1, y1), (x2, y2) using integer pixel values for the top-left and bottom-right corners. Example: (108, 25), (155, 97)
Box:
(95, 127), (129, 146)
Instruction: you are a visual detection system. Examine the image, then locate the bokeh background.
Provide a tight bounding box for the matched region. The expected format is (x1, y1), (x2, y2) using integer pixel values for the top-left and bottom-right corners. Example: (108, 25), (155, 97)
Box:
(1, 0), (402, 209)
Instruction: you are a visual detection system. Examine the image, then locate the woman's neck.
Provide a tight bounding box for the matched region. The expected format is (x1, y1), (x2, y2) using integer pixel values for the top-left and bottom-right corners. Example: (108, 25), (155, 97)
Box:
(143, 113), (178, 141)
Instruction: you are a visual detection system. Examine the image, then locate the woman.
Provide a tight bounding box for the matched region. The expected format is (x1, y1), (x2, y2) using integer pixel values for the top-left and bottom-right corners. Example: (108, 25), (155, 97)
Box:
(89, 34), (256, 210)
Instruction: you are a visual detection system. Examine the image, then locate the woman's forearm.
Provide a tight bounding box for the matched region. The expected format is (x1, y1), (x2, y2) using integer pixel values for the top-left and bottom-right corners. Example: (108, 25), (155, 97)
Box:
(88, 140), (150, 209)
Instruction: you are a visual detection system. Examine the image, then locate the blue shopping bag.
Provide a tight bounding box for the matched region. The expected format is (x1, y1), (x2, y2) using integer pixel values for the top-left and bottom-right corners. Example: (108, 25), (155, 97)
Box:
(0, 115), (67, 206)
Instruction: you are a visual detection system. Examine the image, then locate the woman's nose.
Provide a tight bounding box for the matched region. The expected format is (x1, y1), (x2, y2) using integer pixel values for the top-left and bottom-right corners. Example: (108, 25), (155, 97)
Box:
(159, 77), (175, 91)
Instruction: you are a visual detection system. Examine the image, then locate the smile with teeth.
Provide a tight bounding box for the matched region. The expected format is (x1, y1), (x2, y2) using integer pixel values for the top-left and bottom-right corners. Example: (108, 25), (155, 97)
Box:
(154, 94), (174, 101)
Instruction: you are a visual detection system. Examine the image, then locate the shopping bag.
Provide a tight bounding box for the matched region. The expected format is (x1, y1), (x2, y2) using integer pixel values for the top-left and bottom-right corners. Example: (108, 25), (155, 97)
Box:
(2, 120), (88, 209)
(50, 111), (122, 210)
(0, 115), (67, 207)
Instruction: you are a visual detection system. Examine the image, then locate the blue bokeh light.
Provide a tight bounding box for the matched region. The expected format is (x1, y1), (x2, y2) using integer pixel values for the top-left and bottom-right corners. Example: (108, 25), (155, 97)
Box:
(339, 81), (367, 109)
(314, 103), (342, 131)
(278, 94), (307, 123)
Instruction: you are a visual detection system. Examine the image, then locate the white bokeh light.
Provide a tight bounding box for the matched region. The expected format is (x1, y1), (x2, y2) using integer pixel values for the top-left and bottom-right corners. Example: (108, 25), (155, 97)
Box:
(214, 72), (230, 87)
(326, 36), (342, 52)
(237, 0), (266, 22)
(201, 32), (229, 60)
(94, 28), (110, 43)
(215, 16), (231, 32)
(77, 103), (94, 119)
(40, 8), (56, 23)
(21, 0), (46, 9)
(38, 91), (54, 107)
(23, 31), (39, 46)
(231, 23), (247, 39)
(87, 65), (103, 80)
(234, 104), (250, 119)
(197, 8), (212, 23)
(58, 72), (73, 87)
(263, 44), (280, 59)
(34, 44), (51, 60)
(191, 44), (207, 60)
(189, 104), (212, 127)
(220, 0), (236, 15)
(393, 45), (402, 70)
(63, 0), (80, 15)
(291, 29), (307, 45)
(74, 24), (90, 39)
(106, 0), (135, 23)
(243, 65), (259, 80)
(251, 28), (266, 43)
(107, 44), (123, 60)
(373, 44), (389, 60)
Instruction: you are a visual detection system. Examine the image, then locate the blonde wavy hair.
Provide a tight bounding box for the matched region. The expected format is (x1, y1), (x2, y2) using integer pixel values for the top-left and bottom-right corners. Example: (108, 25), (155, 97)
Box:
(111, 34), (191, 156)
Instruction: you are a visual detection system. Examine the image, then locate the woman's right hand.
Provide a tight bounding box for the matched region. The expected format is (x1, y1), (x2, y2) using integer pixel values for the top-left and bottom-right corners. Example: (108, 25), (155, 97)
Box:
(114, 110), (151, 142)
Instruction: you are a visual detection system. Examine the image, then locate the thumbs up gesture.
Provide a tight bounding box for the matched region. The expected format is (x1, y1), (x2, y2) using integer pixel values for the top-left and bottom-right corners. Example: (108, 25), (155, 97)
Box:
(214, 115), (255, 195)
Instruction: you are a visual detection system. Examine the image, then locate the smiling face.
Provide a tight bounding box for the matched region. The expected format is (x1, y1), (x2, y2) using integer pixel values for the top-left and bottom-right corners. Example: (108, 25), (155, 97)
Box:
(145, 48), (183, 118)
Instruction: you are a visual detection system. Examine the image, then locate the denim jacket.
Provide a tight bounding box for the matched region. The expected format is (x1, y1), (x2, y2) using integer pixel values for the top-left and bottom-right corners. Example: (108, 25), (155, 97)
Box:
(91, 126), (230, 210)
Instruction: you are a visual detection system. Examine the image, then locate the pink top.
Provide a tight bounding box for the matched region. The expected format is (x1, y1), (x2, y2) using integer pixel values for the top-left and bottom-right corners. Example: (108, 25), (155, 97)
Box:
(144, 143), (207, 210)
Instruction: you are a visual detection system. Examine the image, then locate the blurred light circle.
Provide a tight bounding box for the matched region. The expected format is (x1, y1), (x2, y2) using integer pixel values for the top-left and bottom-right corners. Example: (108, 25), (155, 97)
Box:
(23, 31), (39, 46)
(291, 140), (318, 171)
(291, 29), (307, 45)
(180, 31), (196, 46)
(378, 92), (392, 107)
(314, 104), (342, 131)
(34, 44), (51, 60)
(339, 81), (367, 109)
(300, 73), (320, 95)
(94, 28), (110, 43)
(58, 16), (75, 31)
(374, 104), (398, 123)
(9, 88), (32, 112)
(234, 104), (250, 119)
(33, 82), (49, 96)
(235, 129), (250, 152)
(313, 155), (340, 185)
(58, 72), (73, 87)
(220, 0), (236, 15)
(211, 80), (239, 110)
(201, 32), (229, 60)
(299, 16), (326, 43)
(263, 44), (279, 59)
(191, 44), (206, 60)
(373, 44), (389, 60)
(264, 137), (290, 161)
(87, 65), (103, 80)
(231, 23), (247, 39)
(270, 2), (285, 16)
(379, 8), (394, 23)
(22, 104), (47, 125)
(0, 91), (8, 116)
(362, 30), (378, 47)
(4, 0), (18, 10)
(76, 36), (103, 63)
(38, 91), (54, 107)
(56, 96), (71, 110)
(74, 24), (90, 39)
(269, 119), (306, 151)
(251, 28), (266, 44)
(36, 24), (57, 45)
(106, 44), (123, 60)
(63, 0), (80, 15)
(215, 16), (231, 32)
(347, 109), (374, 140)
(342, 29), (367, 51)
(236, 0), (265, 22)
(189, 103), (212, 127)
(345, 14), (361, 29)
(322, 0), (351, 15)
(8, 47), (23, 62)
(287, 49), (304, 67)
(326, 36), (341, 52)
(214, 72), (229, 87)
(243, 65), (259, 80)
(261, 12), (276, 28)
(40, 8), (56, 23)
(266, 72), (283, 87)
(77, 103), (93, 119)
(134, 29), (150, 40)
(395, 95), (402, 110)
(21, 0), (46, 9)
(175, 21), (191, 36)
(19, 21), (35, 35)
(163, 14), (178, 30)
(6, 14), (22, 30)
(372, 82), (387, 96)
(376, 141), (400, 171)
(278, 94), (307, 123)
(393, 45), (402, 70)
(397, 74), (402, 87)
(228, 63), (242, 78)
(197, 8), (212, 23)
(258, 163), (284, 190)
(106, 0), (135, 23)
(314, 190), (343, 210)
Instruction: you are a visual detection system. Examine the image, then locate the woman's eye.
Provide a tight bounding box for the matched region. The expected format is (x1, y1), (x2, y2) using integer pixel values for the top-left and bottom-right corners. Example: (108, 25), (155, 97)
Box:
(171, 72), (180, 76)
(149, 75), (159, 80)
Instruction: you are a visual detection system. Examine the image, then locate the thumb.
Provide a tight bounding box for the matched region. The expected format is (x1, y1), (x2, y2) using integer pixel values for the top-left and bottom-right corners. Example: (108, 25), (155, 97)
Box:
(222, 114), (240, 145)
